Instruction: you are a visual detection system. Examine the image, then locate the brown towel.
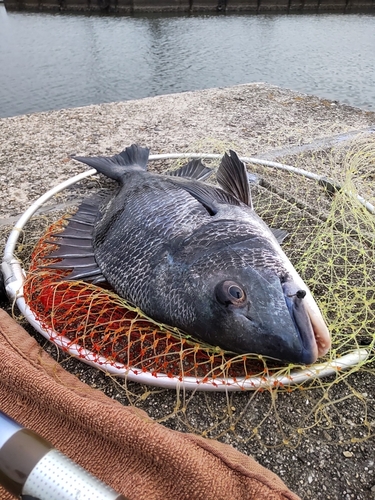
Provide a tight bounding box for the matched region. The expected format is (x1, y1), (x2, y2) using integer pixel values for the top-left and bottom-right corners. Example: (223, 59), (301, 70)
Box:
(0, 308), (300, 500)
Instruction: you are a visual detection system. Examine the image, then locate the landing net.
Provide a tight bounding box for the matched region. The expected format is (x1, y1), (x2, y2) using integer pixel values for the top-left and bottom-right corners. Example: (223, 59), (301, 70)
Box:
(4, 136), (375, 443)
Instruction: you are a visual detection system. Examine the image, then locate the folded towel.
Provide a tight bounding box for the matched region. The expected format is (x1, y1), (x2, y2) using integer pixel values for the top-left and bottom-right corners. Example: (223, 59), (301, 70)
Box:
(0, 308), (300, 500)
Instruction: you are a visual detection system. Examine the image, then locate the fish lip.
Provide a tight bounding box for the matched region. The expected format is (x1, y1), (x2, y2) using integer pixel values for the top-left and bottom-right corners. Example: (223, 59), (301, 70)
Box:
(282, 281), (327, 364)
(305, 306), (331, 359)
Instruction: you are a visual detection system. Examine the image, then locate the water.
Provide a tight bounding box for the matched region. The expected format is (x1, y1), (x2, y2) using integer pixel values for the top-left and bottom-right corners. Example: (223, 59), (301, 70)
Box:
(0, 7), (374, 118)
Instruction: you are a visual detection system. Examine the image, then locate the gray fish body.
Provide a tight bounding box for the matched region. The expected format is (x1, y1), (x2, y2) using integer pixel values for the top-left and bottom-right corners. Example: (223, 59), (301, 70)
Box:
(50, 145), (331, 364)
(96, 173), (284, 324)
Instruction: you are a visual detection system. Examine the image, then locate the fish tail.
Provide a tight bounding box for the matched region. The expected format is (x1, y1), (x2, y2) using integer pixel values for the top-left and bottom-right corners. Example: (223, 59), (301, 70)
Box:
(72, 144), (150, 182)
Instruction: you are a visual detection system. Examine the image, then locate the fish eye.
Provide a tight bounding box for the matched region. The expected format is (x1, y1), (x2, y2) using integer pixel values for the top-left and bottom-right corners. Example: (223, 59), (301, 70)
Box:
(215, 280), (247, 307)
(228, 285), (243, 299)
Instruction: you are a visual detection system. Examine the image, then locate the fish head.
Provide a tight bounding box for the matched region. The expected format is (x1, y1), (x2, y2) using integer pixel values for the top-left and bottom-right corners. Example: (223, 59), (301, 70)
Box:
(188, 266), (329, 365)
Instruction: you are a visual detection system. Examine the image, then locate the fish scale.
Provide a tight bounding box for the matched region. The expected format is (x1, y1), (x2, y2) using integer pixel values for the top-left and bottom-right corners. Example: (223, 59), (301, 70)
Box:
(93, 178), (210, 313)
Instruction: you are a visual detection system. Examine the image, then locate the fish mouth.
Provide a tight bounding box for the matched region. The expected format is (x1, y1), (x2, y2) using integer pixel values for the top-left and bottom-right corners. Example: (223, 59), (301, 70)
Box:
(282, 281), (331, 364)
(305, 301), (331, 359)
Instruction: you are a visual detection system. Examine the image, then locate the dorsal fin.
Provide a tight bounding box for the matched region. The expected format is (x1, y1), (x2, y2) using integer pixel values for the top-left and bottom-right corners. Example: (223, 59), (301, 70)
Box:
(167, 159), (213, 181)
(217, 150), (252, 208)
(73, 144), (150, 182)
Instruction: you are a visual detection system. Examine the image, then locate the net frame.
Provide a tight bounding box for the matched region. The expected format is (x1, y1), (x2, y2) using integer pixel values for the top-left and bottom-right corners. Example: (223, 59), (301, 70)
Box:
(1, 153), (371, 391)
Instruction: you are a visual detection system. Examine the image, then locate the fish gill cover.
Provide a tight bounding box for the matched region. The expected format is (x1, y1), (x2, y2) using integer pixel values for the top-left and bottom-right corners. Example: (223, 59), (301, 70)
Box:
(18, 136), (375, 446)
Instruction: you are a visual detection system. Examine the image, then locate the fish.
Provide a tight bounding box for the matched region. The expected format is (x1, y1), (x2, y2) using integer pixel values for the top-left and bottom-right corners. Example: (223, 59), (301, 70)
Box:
(46, 144), (331, 364)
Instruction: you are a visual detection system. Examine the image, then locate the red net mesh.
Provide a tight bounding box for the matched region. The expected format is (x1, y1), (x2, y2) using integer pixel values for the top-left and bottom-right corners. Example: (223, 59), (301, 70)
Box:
(23, 216), (285, 387)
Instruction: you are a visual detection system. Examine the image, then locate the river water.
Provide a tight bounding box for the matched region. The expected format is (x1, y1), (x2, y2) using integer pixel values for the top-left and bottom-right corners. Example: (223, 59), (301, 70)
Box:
(0, 6), (374, 117)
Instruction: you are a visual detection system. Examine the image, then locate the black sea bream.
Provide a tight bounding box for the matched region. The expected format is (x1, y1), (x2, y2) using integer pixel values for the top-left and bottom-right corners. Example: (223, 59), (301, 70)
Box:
(47, 145), (330, 364)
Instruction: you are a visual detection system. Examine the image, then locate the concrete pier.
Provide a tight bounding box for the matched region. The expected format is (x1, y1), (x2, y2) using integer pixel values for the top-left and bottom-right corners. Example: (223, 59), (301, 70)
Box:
(4, 0), (375, 12)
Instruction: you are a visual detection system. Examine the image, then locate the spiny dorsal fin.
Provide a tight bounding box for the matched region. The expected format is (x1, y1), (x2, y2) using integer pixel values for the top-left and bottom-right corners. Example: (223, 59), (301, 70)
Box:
(217, 150), (252, 208)
(167, 159), (213, 181)
(73, 144), (150, 182)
